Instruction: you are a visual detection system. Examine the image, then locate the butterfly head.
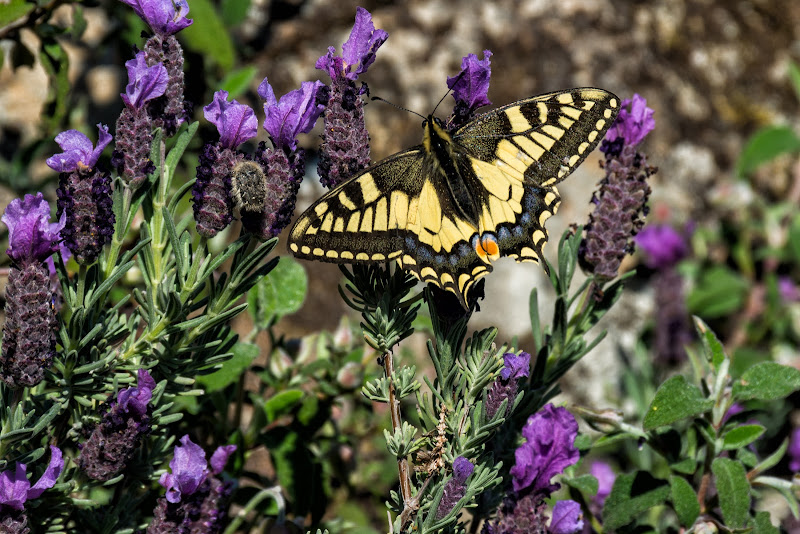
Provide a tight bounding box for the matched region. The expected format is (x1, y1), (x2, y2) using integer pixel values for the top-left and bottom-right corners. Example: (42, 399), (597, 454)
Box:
(422, 115), (452, 155)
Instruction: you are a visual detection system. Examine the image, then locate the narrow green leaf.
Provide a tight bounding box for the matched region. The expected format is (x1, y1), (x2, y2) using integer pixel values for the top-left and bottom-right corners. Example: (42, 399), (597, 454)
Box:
(687, 266), (749, 318)
(790, 61), (800, 104)
(263, 390), (304, 422)
(0, 0), (34, 27)
(721, 424), (765, 450)
(737, 125), (800, 177)
(164, 121), (198, 179)
(711, 457), (750, 528)
(643, 375), (714, 431)
(669, 475), (700, 527)
(733, 362), (800, 401)
(602, 471), (670, 530)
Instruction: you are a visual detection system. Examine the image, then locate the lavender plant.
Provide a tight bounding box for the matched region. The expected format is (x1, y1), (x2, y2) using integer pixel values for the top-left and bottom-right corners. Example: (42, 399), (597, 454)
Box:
(2, 3), (800, 534)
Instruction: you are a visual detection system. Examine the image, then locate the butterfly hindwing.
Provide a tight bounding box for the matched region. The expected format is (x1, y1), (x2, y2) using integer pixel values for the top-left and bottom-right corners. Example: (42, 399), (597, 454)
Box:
(288, 88), (620, 308)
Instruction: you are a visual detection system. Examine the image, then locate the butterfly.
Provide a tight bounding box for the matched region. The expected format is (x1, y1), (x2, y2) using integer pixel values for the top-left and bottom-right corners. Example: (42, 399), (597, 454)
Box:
(288, 88), (620, 308)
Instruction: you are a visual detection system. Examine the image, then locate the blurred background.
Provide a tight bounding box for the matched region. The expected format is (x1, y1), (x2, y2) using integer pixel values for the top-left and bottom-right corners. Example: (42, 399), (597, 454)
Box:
(2, 0), (800, 528)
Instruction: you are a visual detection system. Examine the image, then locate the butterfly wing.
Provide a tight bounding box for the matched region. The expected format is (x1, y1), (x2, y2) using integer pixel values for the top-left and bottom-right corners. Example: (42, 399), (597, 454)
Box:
(451, 87), (619, 264)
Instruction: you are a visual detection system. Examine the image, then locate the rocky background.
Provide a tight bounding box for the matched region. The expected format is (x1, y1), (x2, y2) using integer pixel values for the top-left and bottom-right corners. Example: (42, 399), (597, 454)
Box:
(1, 0), (800, 405)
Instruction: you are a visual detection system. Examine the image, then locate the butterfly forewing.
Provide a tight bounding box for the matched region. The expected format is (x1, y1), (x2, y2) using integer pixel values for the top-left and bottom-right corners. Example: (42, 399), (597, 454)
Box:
(288, 88), (620, 308)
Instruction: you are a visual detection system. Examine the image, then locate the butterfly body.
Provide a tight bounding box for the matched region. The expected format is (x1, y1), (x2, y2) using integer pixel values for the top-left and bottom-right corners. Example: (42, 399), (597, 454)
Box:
(289, 88), (619, 308)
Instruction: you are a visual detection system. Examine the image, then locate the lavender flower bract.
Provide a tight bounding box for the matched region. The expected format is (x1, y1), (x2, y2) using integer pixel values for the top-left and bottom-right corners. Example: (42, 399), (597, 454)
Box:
(316, 7), (386, 189)
(447, 50), (492, 129)
(510, 404), (579, 494)
(148, 436), (236, 534)
(205, 90), (258, 151)
(0, 446), (63, 531)
(1, 194), (63, 388)
(549, 500), (584, 534)
(118, 0), (192, 36)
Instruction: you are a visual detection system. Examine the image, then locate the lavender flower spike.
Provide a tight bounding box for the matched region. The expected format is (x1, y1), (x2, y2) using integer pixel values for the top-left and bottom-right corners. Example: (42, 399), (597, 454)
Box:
(122, 51), (168, 110)
(447, 50), (492, 126)
(510, 403), (579, 495)
(316, 6), (387, 81)
(0, 446), (63, 511)
(46, 124), (112, 173)
(435, 456), (475, 519)
(2, 193), (64, 265)
(485, 351), (530, 419)
(205, 90), (258, 150)
(259, 79), (326, 152)
(119, 0), (193, 36)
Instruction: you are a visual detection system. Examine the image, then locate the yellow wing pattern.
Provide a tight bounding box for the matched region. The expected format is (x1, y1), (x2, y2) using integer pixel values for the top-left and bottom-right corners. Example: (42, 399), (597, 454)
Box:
(288, 88), (619, 308)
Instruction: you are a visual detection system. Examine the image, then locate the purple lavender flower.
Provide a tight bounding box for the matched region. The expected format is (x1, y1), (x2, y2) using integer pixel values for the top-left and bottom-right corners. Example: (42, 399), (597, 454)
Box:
(113, 52), (166, 190)
(79, 369), (156, 481)
(316, 7), (386, 189)
(49, 125), (115, 265)
(239, 79), (325, 237)
(604, 94), (655, 148)
(315, 7), (388, 82)
(3, 193), (64, 266)
(118, 0), (193, 136)
(779, 277), (800, 304)
(435, 456), (475, 519)
(1, 194), (63, 388)
(259, 78), (326, 152)
(483, 493), (549, 534)
(0, 446), (63, 525)
(579, 95), (656, 283)
(121, 51), (169, 110)
(205, 90), (258, 150)
(118, 0), (192, 36)
(485, 351), (531, 419)
(635, 224), (689, 270)
(447, 50), (492, 129)
(510, 404), (579, 495)
(148, 436), (236, 534)
(589, 461), (615, 509)
(789, 428), (800, 472)
(549, 500), (584, 534)
(46, 124), (112, 173)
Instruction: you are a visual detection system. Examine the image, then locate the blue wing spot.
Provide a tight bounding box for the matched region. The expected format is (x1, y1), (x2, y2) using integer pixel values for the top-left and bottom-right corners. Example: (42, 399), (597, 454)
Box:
(449, 255), (459, 266)
(418, 248), (432, 261)
(435, 254), (446, 265)
(405, 237), (417, 251)
(498, 227), (511, 240)
(521, 212), (531, 224)
(513, 225), (524, 237)
(459, 243), (471, 257)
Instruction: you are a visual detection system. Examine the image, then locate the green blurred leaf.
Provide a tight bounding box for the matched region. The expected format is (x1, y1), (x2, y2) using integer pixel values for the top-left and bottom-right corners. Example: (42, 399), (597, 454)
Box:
(669, 475), (699, 527)
(721, 424), (765, 450)
(732, 362), (800, 401)
(221, 0), (252, 26)
(263, 390), (304, 422)
(712, 458), (750, 528)
(737, 125), (800, 177)
(220, 66), (258, 98)
(196, 342), (260, 392)
(789, 61), (800, 105)
(181, 0), (235, 69)
(602, 471), (670, 530)
(0, 0), (34, 27)
(643, 376), (714, 431)
(565, 474), (598, 496)
(753, 511), (780, 534)
(789, 215), (800, 264)
(687, 266), (749, 318)
(670, 458), (697, 475)
(247, 256), (308, 328)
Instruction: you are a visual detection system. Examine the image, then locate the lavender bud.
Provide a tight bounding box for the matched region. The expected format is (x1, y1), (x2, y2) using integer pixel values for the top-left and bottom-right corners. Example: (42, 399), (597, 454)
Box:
(485, 352), (530, 419)
(144, 34), (188, 136)
(483, 493), (550, 534)
(56, 166), (115, 265)
(1, 262), (58, 388)
(0, 512), (29, 534)
(192, 145), (238, 238)
(113, 105), (156, 190)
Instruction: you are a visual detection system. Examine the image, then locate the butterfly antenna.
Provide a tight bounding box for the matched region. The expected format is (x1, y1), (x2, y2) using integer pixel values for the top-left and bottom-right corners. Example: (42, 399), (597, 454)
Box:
(371, 96), (426, 120)
(431, 68), (465, 115)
